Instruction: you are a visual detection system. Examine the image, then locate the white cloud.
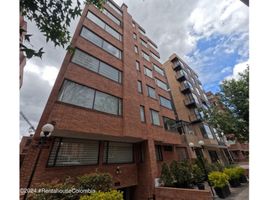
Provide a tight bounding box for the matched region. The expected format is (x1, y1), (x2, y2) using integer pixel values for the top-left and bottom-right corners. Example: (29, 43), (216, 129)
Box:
(224, 60), (249, 81)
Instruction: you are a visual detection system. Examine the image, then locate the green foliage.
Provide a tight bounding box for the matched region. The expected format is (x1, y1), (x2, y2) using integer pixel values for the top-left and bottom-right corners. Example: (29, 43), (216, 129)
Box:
(208, 171), (229, 188)
(78, 172), (113, 192)
(223, 168), (240, 180)
(160, 162), (174, 187)
(236, 167), (246, 177)
(80, 190), (123, 200)
(170, 160), (192, 187)
(192, 164), (205, 184)
(20, 0), (107, 59)
(203, 67), (249, 142)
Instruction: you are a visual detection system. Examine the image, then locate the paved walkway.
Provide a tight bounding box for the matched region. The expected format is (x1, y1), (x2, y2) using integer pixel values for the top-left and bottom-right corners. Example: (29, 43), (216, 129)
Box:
(213, 183), (249, 200)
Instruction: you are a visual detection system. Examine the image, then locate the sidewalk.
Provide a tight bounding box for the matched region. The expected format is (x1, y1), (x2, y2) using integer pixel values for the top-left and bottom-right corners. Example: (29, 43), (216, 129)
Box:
(213, 183), (249, 200)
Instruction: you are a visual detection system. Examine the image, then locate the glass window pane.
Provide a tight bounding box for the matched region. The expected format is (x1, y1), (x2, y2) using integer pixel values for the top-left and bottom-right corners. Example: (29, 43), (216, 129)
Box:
(58, 80), (95, 109)
(138, 81), (142, 93)
(153, 64), (164, 76)
(144, 67), (153, 78)
(163, 117), (177, 132)
(160, 96), (172, 109)
(142, 51), (150, 61)
(156, 79), (168, 91)
(102, 9), (121, 26)
(99, 62), (120, 82)
(81, 27), (102, 47)
(140, 106), (145, 122)
(94, 91), (120, 115)
(147, 86), (156, 98)
(134, 46), (138, 53)
(106, 1), (122, 16)
(103, 142), (133, 164)
(151, 110), (160, 125)
(103, 41), (121, 59)
(87, 12), (105, 29)
(136, 61), (140, 71)
(72, 49), (99, 72)
(105, 25), (121, 41)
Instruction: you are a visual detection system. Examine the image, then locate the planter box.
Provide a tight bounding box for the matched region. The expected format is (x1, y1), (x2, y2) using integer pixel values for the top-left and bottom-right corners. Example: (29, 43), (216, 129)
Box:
(214, 185), (231, 199)
(229, 178), (241, 187)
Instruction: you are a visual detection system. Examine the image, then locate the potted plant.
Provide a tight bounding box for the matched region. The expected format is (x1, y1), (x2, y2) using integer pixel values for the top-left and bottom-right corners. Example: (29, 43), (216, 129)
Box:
(223, 168), (241, 187)
(160, 162), (174, 187)
(170, 160), (193, 188)
(208, 171), (231, 199)
(192, 164), (206, 190)
(236, 167), (248, 183)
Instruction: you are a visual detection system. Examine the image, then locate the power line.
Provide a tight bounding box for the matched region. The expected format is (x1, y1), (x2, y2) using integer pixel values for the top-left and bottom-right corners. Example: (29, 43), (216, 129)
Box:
(20, 111), (36, 132)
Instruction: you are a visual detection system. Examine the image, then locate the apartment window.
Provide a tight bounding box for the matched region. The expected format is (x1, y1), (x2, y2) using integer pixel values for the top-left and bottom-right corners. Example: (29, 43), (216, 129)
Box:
(155, 79), (168, 91)
(150, 51), (160, 61)
(134, 45), (138, 53)
(142, 51), (150, 61)
(150, 109), (160, 126)
(155, 145), (163, 161)
(192, 93), (199, 104)
(159, 96), (172, 109)
(106, 1), (122, 16)
(136, 61), (140, 71)
(133, 33), (137, 40)
(102, 9), (121, 26)
(141, 39), (148, 47)
(147, 85), (156, 99)
(177, 147), (188, 161)
(208, 150), (219, 163)
(148, 40), (158, 49)
(153, 64), (164, 76)
(80, 27), (122, 59)
(132, 22), (135, 27)
(87, 12), (122, 41)
(144, 67), (153, 78)
(48, 138), (99, 166)
(196, 88), (201, 96)
(72, 49), (121, 83)
(163, 117), (177, 132)
(140, 106), (146, 122)
(200, 124), (214, 139)
(137, 81), (142, 93)
(58, 80), (122, 116)
(182, 80), (193, 90)
(103, 142), (133, 164)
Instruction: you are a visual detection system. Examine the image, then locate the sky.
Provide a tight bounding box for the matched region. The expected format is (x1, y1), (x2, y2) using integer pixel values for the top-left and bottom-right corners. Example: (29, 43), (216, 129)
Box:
(20, 0), (249, 137)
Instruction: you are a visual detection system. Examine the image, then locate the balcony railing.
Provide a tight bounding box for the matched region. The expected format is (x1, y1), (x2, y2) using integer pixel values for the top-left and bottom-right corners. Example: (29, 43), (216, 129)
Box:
(173, 62), (183, 71)
(176, 70), (187, 82)
(180, 83), (191, 94)
(189, 112), (203, 123)
(184, 97), (197, 108)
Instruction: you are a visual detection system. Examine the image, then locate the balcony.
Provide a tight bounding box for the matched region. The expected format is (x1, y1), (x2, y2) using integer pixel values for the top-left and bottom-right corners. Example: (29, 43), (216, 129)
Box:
(180, 83), (191, 94)
(189, 112), (203, 123)
(173, 62), (183, 71)
(183, 97), (197, 108)
(176, 70), (187, 82)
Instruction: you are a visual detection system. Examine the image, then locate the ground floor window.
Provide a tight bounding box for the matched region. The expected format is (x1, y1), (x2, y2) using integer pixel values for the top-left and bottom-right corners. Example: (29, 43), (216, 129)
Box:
(48, 138), (99, 166)
(208, 150), (219, 163)
(155, 145), (163, 161)
(176, 147), (188, 161)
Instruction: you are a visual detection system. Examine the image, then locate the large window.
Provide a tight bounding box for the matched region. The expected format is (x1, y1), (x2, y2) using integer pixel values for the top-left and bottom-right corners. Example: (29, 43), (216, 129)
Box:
(140, 106), (146, 122)
(150, 109), (160, 126)
(72, 49), (121, 83)
(58, 80), (122, 116)
(159, 96), (172, 109)
(137, 81), (142, 93)
(141, 51), (150, 61)
(103, 142), (133, 164)
(163, 117), (177, 132)
(80, 27), (122, 59)
(87, 12), (122, 41)
(147, 85), (156, 99)
(144, 67), (153, 78)
(150, 51), (160, 62)
(155, 79), (168, 91)
(102, 8), (121, 26)
(155, 145), (163, 161)
(48, 138), (99, 166)
(153, 64), (164, 76)
(141, 39), (148, 47)
(200, 124), (214, 139)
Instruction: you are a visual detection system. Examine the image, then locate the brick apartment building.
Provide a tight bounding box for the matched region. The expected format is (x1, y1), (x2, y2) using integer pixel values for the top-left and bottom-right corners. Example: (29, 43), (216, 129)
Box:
(206, 91), (249, 162)
(20, 1), (193, 200)
(163, 54), (233, 165)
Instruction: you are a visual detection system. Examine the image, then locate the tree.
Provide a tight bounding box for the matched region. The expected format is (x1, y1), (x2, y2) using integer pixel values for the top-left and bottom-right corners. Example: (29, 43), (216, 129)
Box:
(20, 0), (107, 59)
(204, 67), (249, 142)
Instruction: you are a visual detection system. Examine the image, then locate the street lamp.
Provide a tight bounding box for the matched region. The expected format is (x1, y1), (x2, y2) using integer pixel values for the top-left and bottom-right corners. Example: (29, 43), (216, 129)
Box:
(189, 140), (215, 196)
(23, 123), (55, 200)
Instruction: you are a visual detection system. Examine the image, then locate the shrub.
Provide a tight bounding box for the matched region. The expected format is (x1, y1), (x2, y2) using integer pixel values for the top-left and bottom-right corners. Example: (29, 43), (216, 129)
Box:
(170, 160), (192, 188)
(160, 162), (174, 187)
(78, 173), (113, 192)
(208, 171), (229, 188)
(236, 167), (246, 178)
(223, 168), (240, 180)
(80, 190), (123, 200)
(192, 164), (205, 184)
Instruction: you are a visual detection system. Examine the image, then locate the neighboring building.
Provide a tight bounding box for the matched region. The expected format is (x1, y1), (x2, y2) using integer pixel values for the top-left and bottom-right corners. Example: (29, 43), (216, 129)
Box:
(20, 1), (189, 200)
(206, 91), (249, 163)
(20, 16), (27, 88)
(163, 54), (233, 165)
